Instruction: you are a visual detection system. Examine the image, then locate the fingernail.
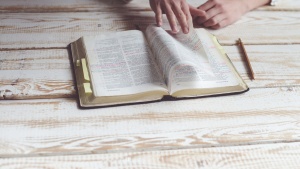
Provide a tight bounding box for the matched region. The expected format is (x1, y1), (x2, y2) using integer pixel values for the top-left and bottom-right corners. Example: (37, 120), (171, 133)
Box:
(158, 20), (162, 26)
(172, 27), (178, 33)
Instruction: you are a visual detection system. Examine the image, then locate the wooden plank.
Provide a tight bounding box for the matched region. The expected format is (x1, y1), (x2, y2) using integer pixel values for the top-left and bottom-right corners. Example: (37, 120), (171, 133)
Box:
(1, 45), (300, 99)
(1, 142), (300, 168)
(0, 0), (142, 13)
(0, 49), (75, 99)
(0, 0), (152, 13)
(259, 0), (300, 11)
(0, 87), (300, 157)
(226, 44), (300, 87)
(0, 0), (298, 13)
(210, 11), (300, 45)
(1, 11), (300, 49)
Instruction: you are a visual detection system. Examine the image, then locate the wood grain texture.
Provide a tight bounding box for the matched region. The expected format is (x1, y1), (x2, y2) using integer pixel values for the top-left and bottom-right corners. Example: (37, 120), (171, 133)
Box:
(1, 10), (300, 49)
(1, 142), (300, 169)
(0, 87), (300, 156)
(1, 45), (300, 99)
(0, 0), (152, 13)
(0, 49), (75, 99)
(0, 0), (298, 13)
(1, 0), (300, 166)
(226, 44), (300, 87)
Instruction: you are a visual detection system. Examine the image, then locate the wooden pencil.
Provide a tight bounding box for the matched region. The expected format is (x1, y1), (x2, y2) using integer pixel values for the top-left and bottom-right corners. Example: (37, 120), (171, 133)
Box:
(238, 38), (255, 80)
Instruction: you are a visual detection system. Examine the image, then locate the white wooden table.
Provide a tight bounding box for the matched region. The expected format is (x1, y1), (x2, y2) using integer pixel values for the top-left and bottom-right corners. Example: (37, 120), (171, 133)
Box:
(1, 0), (300, 168)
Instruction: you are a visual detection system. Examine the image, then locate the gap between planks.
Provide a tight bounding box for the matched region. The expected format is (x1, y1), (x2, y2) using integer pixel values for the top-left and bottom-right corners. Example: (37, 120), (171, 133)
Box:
(0, 47), (66, 51)
(0, 0), (299, 13)
(2, 43), (300, 51)
(2, 8), (299, 13)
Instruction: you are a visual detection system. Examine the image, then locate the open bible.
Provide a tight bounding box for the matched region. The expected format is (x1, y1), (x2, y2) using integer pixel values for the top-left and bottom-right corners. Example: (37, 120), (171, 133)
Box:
(70, 25), (248, 107)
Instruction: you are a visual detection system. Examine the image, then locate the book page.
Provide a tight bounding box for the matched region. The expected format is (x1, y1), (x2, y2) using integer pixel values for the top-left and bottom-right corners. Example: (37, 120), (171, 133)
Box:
(145, 25), (207, 85)
(83, 30), (167, 97)
(145, 25), (238, 94)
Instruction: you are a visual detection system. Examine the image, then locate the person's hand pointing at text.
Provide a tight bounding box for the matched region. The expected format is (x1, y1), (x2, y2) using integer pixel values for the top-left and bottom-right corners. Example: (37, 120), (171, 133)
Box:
(149, 0), (205, 34)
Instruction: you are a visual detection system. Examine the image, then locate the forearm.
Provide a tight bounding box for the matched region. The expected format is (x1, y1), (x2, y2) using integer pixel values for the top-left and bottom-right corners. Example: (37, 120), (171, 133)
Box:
(243, 0), (271, 12)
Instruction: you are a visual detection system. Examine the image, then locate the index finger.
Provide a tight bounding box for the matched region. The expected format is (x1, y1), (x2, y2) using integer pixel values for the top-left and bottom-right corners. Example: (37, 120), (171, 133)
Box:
(164, 3), (179, 33)
(189, 5), (206, 17)
(155, 2), (163, 26)
(172, 3), (189, 33)
(197, 0), (215, 11)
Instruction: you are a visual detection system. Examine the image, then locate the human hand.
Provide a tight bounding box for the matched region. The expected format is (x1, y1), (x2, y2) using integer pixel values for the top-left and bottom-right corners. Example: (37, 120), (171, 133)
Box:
(149, 0), (205, 34)
(194, 0), (249, 29)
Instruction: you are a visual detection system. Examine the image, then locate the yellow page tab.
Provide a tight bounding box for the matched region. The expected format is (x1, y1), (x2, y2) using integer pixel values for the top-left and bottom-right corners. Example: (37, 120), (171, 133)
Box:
(212, 36), (225, 52)
(81, 58), (90, 81)
(83, 83), (92, 94)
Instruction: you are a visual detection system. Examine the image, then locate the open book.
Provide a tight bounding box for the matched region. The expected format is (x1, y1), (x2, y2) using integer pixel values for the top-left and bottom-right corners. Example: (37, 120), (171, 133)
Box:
(70, 25), (248, 107)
